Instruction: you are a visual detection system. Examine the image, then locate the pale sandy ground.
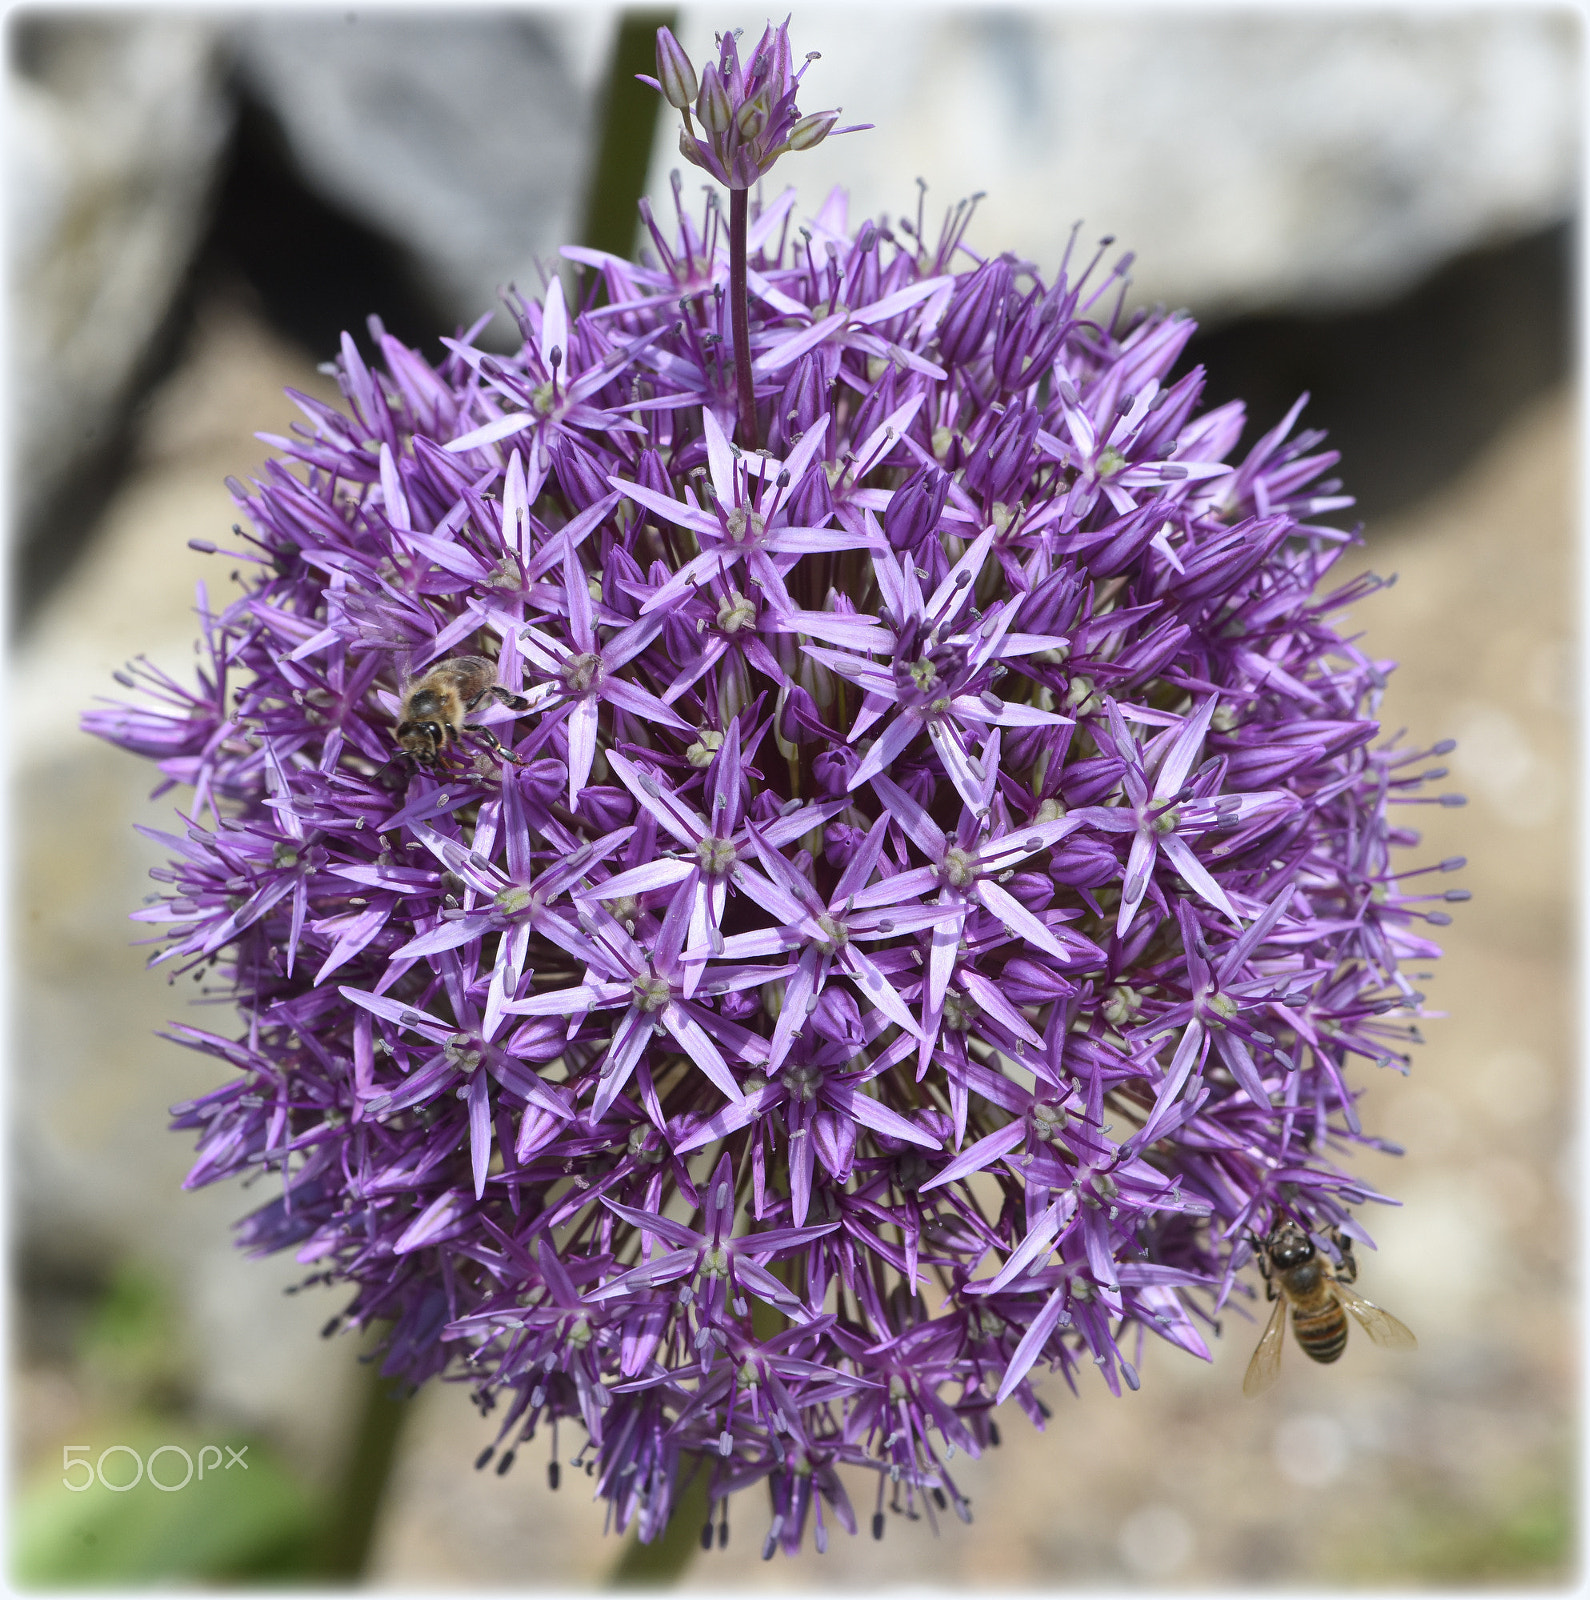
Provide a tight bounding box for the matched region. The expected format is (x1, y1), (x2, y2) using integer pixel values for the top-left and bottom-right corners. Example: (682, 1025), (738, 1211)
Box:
(12, 297), (1577, 1587)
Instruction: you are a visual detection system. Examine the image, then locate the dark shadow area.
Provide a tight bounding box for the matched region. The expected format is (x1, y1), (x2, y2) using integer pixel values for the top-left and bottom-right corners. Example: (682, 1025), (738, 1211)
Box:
(206, 81), (453, 364)
(12, 243), (204, 634)
(1183, 220), (1575, 524)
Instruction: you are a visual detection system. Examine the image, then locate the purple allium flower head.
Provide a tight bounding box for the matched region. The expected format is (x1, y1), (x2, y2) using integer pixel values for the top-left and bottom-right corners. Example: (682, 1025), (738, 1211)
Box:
(85, 20), (1462, 1558)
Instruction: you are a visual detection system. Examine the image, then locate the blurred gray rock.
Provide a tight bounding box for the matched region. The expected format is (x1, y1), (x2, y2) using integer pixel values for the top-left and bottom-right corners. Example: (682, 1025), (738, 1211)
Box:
(8, 14), (232, 541)
(230, 10), (611, 331)
(11, 8), (1576, 570)
(665, 8), (1580, 317)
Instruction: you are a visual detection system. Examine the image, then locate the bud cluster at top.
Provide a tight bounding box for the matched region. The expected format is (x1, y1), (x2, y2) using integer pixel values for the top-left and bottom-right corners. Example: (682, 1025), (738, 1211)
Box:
(644, 21), (858, 189)
(84, 34), (1460, 1560)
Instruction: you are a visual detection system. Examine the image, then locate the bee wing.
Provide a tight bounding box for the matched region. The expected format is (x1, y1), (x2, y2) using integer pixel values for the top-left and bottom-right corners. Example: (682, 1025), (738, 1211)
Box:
(1242, 1294), (1289, 1397)
(355, 640), (417, 695)
(1333, 1283), (1417, 1350)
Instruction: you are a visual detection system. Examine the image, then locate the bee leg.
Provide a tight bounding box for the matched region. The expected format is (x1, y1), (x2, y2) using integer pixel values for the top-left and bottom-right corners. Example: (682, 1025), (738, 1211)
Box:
(471, 726), (527, 766)
(1332, 1230), (1359, 1285)
(488, 686), (533, 714)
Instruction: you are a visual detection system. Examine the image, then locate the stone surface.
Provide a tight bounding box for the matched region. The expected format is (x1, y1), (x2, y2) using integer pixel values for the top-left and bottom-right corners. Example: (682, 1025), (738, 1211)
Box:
(225, 8), (1580, 333)
(12, 6), (1575, 572)
(651, 8), (1580, 317)
(230, 10), (611, 334)
(15, 284), (1572, 1581)
(8, 13), (232, 542)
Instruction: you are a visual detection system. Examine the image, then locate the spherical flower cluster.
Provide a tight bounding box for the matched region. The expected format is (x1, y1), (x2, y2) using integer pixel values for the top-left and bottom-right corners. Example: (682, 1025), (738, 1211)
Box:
(85, 24), (1462, 1559)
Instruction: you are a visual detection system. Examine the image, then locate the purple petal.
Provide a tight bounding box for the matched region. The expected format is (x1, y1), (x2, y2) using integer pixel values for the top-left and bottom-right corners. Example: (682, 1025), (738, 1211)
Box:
(996, 1286), (1070, 1403)
(920, 1120), (1026, 1190)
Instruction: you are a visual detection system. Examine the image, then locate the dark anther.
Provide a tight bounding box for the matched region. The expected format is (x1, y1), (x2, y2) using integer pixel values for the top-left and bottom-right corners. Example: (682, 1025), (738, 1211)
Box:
(548, 1460), (560, 1491)
(931, 1488), (947, 1510)
(495, 1450), (515, 1476)
(871, 1512), (885, 1541)
(474, 1446), (495, 1471)
(701, 1521), (714, 1551)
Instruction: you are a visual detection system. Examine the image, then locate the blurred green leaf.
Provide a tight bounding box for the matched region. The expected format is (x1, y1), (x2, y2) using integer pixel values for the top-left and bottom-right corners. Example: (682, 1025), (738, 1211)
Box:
(1331, 1471), (1575, 1585)
(12, 1421), (317, 1586)
(75, 1262), (189, 1409)
(79, 1265), (172, 1356)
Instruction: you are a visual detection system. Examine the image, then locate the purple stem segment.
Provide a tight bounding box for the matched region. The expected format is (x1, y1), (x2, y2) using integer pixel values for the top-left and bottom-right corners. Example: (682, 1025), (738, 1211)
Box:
(729, 187), (759, 449)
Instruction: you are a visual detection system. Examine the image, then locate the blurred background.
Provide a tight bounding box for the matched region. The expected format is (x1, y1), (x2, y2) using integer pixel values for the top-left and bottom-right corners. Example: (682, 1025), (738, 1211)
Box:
(9, 3), (1580, 1586)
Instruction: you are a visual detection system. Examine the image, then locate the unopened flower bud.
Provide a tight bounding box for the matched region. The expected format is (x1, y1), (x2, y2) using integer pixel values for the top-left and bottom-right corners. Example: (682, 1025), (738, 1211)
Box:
(786, 109), (839, 151)
(883, 463), (950, 554)
(678, 126), (708, 170)
(696, 62), (732, 133)
(655, 27), (699, 109)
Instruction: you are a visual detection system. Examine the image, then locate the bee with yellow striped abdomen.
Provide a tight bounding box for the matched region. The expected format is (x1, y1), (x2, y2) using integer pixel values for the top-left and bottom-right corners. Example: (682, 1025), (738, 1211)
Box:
(1244, 1221), (1416, 1396)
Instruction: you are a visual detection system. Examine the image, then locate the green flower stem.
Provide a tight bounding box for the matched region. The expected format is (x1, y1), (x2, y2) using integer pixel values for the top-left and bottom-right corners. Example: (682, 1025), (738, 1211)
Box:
(579, 9), (677, 260)
(308, 1353), (412, 1579)
(608, 1459), (713, 1585)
